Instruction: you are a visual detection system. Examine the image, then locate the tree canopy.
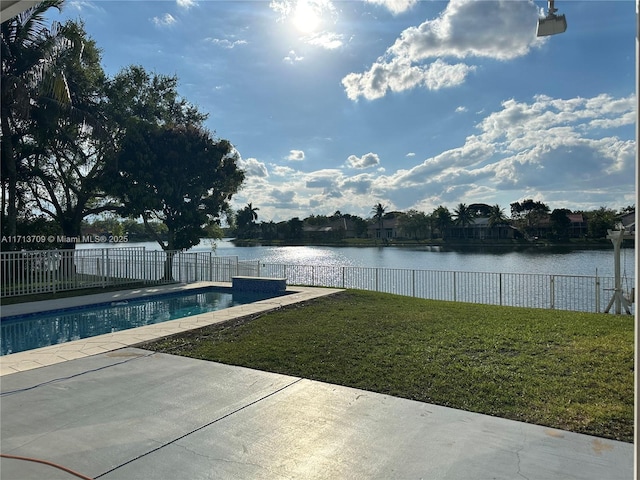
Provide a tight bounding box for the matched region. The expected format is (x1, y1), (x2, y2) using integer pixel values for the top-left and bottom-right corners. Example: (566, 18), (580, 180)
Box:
(109, 121), (244, 252)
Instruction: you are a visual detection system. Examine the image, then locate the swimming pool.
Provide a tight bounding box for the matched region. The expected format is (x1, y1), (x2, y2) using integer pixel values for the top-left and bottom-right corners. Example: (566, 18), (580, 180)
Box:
(1, 287), (287, 355)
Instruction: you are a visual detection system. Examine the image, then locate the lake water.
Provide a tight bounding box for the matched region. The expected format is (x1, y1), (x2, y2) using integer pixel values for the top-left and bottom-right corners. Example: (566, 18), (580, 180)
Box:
(80, 240), (636, 279)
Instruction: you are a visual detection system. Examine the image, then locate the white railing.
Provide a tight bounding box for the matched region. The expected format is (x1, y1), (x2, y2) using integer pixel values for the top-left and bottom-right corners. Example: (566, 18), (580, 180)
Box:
(249, 262), (633, 314)
(0, 248), (241, 297)
(1, 248), (634, 314)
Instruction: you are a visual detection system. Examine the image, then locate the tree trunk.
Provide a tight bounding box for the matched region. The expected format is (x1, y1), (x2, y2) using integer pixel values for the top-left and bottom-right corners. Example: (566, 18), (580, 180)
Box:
(57, 237), (78, 280)
(163, 250), (175, 282)
(1, 112), (18, 241)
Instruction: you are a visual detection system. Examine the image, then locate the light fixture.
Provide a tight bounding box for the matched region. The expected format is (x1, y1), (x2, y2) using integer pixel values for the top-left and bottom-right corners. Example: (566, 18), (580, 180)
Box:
(537, 0), (567, 37)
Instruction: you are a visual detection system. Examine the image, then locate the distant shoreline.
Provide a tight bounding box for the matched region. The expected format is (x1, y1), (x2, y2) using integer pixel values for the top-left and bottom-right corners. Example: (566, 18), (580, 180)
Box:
(230, 238), (631, 250)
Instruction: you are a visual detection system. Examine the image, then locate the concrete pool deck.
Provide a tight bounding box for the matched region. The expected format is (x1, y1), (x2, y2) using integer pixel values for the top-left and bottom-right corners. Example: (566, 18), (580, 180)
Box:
(0, 282), (342, 376)
(0, 283), (634, 479)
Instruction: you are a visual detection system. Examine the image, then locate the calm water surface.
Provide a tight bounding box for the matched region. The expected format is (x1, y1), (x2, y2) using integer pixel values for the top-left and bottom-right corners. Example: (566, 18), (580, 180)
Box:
(81, 240), (636, 278)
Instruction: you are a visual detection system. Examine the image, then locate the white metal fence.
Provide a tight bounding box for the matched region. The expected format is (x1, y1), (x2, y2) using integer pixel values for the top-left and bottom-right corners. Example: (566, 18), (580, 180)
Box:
(248, 262), (633, 314)
(0, 248), (634, 314)
(0, 248), (243, 297)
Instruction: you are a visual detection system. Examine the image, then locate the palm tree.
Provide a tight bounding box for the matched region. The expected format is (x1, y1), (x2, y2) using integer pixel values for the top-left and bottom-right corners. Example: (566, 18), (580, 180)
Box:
(247, 202), (259, 223)
(371, 202), (386, 241)
(432, 206), (452, 239)
(235, 203), (259, 239)
(1, 0), (80, 239)
(488, 204), (508, 227)
(487, 204), (509, 239)
(453, 203), (475, 239)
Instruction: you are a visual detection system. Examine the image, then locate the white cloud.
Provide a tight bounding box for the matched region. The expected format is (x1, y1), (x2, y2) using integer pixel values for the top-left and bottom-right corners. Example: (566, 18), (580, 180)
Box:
(235, 92), (635, 221)
(269, 0), (291, 18)
(305, 169), (345, 198)
(272, 165), (298, 176)
(455, 106), (467, 113)
(305, 32), (344, 50)
(239, 157), (269, 178)
(305, 169), (340, 188)
(207, 38), (248, 49)
(377, 92), (636, 211)
(342, 173), (376, 195)
(283, 50), (304, 63)
(342, 58), (474, 101)
(342, 0), (542, 101)
(406, 152), (415, 157)
(152, 13), (176, 27)
(364, 0), (418, 15)
(68, 1), (104, 13)
(388, 0), (541, 62)
(287, 149), (306, 161)
(270, 188), (297, 205)
(177, 0), (196, 8)
(346, 152), (380, 169)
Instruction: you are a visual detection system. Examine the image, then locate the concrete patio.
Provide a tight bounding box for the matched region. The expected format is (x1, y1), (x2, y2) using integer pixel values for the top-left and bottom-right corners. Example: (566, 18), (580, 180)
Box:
(1, 347), (633, 480)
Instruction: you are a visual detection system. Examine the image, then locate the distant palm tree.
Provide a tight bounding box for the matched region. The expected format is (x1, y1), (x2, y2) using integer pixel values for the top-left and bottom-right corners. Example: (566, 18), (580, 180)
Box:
(453, 203), (475, 238)
(488, 204), (508, 227)
(246, 202), (259, 223)
(235, 203), (259, 238)
(432, 206), (452, 239)
(371, 202), (386, 241)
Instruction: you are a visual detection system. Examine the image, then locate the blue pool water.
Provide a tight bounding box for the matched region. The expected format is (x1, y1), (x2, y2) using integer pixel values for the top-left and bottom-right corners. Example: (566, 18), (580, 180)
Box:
(1, 287), (286, 355)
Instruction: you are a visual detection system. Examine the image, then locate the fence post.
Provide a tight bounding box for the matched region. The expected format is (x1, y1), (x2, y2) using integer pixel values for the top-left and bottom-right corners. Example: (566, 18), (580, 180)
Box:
(106, 248), (111, 286)
(51, 252), (56, 294)
(595, 271), (600, 313)
(412, 270), (415, 297)
(453, 271), (457, 302)
(550, 275), (555, 309)
(101, 249), (106, 287)
(175, 251), (178, 283)
(342, 266), (345, 288)
(208, 252), (212, 281)
(46, 253), (50, 295)
(499, 273), (503, 306)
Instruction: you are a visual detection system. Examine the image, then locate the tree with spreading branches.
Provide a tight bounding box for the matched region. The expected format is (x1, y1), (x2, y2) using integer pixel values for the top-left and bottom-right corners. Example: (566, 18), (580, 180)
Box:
(109, 121), (244, 280)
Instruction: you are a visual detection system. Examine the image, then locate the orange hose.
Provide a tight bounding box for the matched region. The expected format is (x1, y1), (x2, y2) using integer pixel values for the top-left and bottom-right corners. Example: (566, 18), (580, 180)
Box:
(0, 453), (94, 480)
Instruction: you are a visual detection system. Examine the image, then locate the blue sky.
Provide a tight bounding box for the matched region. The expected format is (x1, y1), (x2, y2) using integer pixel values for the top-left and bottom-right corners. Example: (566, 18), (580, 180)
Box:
(49, 0), (636, 222)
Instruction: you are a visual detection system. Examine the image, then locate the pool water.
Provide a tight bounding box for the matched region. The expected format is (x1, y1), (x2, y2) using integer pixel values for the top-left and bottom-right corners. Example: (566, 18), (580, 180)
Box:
(1, 288), (284, 355)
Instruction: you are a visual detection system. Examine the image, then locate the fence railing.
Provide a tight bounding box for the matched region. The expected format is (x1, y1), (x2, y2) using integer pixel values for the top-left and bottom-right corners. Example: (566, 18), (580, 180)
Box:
(0, 248), (634, 314)
(0, 248), (242, 297)
(249, 262), (633, 314)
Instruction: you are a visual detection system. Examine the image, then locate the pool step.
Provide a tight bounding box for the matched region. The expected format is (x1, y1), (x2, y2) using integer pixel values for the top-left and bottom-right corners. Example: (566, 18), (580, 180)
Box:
(232, 276), (287, 294)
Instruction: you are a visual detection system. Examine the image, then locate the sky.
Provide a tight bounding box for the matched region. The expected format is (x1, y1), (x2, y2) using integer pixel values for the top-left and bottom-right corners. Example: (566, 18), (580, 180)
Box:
(47, 0), (636, 222)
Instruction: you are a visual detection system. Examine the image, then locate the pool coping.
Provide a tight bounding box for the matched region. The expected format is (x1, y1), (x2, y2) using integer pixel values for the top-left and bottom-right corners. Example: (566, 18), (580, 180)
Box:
(0, 282), (342, 376)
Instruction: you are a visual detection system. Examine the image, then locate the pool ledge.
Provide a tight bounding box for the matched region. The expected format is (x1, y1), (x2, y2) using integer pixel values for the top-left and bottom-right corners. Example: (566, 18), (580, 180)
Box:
(0, 282), (342, 376)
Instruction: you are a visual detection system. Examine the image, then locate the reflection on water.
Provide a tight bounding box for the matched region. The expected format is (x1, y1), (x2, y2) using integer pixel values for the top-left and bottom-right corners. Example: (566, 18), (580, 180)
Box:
(80, 240), (635, 278)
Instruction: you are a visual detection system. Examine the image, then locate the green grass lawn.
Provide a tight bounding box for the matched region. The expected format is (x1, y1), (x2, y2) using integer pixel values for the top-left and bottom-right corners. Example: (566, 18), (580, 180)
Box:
(143, 289), (634, 442)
